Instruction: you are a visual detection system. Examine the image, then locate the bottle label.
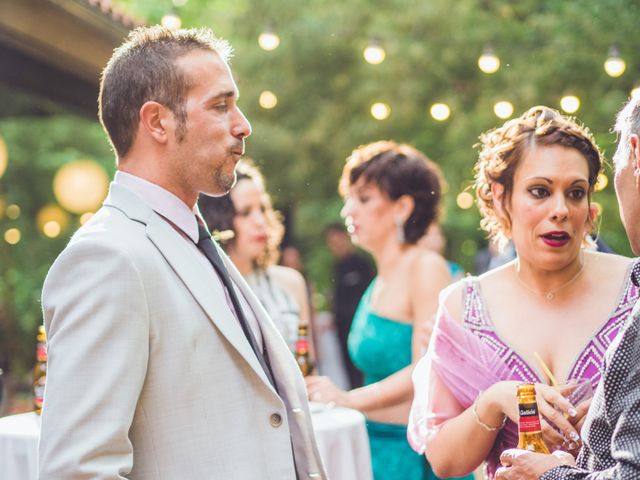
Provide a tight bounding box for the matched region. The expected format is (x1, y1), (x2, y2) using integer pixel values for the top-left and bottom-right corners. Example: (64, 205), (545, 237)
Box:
(37, 343), (48, 362)
(518, 402), (542, 432)
(295, 339), (309, 351)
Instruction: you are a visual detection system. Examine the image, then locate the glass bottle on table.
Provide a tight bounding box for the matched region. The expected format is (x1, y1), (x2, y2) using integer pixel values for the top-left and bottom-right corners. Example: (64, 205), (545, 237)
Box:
(516, 383), (550, 454)
(33, 325), (48, 415)
(295, 322), (313, 377)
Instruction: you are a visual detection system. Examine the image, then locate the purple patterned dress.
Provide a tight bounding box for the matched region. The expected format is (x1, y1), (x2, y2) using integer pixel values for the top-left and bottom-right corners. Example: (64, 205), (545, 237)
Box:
(408, 259), (640, 479)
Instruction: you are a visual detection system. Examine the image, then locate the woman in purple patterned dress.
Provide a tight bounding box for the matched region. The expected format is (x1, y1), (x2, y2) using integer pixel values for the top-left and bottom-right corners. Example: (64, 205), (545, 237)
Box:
(408, 106), (640, 479)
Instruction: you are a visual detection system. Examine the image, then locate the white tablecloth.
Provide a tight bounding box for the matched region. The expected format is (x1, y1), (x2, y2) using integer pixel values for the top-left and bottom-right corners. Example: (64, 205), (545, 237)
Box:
(0, 407), (371, 480)
(310, 403), (372, 480)
(0, 412), (39, 480)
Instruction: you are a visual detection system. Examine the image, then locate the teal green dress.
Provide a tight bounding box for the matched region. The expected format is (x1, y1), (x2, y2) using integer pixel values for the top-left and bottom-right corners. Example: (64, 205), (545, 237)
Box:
(348, 281), (474, 480)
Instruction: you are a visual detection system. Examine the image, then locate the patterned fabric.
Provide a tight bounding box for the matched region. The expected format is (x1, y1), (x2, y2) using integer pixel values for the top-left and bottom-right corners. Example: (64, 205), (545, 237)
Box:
(245, 268), (301, 352)
(541, 297), (640, 479)
(349, 281), (474, 480)
(462, 258), (640, 392)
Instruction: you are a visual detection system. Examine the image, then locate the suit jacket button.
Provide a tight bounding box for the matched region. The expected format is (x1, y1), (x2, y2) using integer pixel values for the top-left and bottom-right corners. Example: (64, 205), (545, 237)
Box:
(269, 413), (283, 427)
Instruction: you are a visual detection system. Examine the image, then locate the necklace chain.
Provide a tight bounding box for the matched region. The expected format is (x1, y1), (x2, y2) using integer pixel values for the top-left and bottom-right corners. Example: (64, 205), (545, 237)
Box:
(515, 260), (586, 301)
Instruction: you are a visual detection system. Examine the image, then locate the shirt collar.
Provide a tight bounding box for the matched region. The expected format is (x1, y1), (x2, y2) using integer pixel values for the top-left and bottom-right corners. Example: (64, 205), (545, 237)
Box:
(114, 171), (200, 243)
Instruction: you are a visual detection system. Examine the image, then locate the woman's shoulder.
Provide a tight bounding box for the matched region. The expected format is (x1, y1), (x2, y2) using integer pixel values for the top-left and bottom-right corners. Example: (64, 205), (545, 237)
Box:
(585, 250), (636, 278)
(266, 264), (306, 292)
(407, 248), (450, 280)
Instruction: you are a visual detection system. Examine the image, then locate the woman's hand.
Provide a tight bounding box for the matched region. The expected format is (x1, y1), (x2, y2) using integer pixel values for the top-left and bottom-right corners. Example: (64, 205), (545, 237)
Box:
(305, 375), (349, 407)
(484, 382), (581, 451)
(534, 383), (581, 451)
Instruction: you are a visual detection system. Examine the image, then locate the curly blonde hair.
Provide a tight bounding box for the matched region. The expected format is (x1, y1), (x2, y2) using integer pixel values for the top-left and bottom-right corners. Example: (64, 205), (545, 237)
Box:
(475, 105), (603, 246)
(198, 160), (285, 269)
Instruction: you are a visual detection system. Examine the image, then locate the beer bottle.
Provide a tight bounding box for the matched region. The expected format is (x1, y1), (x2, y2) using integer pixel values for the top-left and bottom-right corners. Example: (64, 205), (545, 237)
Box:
(33, 325), (48, 415)
(516, 383), (550, 453)
(295, 323), (313, 377)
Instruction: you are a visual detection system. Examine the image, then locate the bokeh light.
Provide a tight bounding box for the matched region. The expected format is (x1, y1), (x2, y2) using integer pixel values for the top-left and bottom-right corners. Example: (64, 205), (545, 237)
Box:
(258, 30), (280, 51)
(456, 191), (474, 209)
(37, 204), (70, 237)
(53, 160), (109, 214)
(494, 101), (514, 119)
(259, 91), (278, 109)
(363, 40), (386, 64)
(594, 172), (608, 192)
(4, 228), (21, 245)
(560, 95), (580, 114)
(6, 204), (20, 220)
(604, 46), (626, 78)
(370, 102), (391, 120)
(430, 103), (451, 121)
(478, 49), (500, 74)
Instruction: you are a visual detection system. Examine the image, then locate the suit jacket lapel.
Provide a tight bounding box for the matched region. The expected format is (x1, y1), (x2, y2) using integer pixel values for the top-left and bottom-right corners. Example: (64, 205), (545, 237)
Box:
(104, 183), (275, 391)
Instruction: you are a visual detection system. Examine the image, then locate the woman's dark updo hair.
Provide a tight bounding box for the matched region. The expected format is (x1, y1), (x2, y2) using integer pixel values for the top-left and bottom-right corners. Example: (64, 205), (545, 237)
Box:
(198, 160), (284, 268)
(339, 140), (443, 245)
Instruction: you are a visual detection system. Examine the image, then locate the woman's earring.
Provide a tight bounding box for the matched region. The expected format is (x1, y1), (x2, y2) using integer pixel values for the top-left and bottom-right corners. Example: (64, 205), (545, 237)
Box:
(394, 216), (406, 244)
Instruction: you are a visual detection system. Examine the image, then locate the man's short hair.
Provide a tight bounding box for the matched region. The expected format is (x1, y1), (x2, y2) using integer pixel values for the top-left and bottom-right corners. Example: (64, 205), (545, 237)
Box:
(614, 96), (640, 171)
(99, 26), (233, 159)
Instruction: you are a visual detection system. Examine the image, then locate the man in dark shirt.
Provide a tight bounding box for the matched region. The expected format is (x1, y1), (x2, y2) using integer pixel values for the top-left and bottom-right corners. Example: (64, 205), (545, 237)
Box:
(495, 97), (640, 479)
(325, 223), (375, 388)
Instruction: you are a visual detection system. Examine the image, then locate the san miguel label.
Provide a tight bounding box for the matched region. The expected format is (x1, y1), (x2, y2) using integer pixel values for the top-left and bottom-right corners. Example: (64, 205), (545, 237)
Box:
(518, 402), (542, 432)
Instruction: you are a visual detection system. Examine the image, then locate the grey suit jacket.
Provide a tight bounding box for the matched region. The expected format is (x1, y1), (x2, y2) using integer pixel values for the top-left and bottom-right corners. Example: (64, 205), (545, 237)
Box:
(39, 183), (327, 479)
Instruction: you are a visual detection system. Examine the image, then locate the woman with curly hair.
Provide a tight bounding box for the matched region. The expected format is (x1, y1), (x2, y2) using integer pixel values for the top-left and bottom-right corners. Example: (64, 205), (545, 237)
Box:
(198, 160), (309, 352)
(408, 106), (640, 479)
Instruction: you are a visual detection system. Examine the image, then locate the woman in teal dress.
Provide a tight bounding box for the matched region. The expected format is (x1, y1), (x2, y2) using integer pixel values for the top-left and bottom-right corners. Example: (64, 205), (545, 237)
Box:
(306, 141), (474, 480)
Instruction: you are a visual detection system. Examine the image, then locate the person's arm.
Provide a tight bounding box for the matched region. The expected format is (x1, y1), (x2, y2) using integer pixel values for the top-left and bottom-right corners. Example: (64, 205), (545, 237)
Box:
(39, 239), (149, 479)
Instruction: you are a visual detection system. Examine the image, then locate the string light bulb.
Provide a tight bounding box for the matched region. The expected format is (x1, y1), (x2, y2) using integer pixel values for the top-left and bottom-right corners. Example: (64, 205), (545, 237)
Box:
(478, 46), (500, 74)
(631, 85), (640, 98)
(560, 95), (580, 114)
(258, 28), (280, 51)
(370, 102), (390, 120)
(430, 103), (451, 121)
(363, 39), (386, 65)
(161, 10), (181, 30)
(604, 46), (626, 78)
(494, 101), (514, 119)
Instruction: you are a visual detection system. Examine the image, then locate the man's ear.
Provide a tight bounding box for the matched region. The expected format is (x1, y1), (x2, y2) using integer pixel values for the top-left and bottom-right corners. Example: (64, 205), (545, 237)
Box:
(139, 101), (171, 145)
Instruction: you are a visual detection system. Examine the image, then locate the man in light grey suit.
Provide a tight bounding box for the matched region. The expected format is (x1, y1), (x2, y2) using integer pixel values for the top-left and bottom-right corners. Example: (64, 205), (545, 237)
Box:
(39, 26), (326, 479)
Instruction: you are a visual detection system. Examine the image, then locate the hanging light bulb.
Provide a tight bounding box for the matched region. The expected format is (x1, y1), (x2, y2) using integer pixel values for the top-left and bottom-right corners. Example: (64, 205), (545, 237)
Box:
(363, 39), (386, 65)
(560, 95), (580, 114)
(478, 46), (500, 74)
(161, 10), (181, 30)
(494, 101), (514, 119)
(430, 103), (451, 121)
(604, 46), (626, 78)
(370, 102), (390, 120)
(259, 91), (278, 109)
(258, 28), (280, 51)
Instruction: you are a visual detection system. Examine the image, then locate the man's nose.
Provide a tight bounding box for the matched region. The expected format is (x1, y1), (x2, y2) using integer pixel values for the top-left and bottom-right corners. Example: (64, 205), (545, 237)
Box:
(232, 107), (251, 139)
